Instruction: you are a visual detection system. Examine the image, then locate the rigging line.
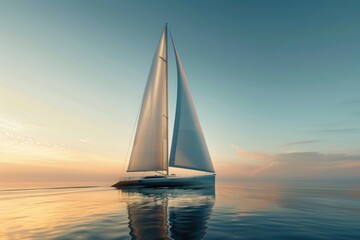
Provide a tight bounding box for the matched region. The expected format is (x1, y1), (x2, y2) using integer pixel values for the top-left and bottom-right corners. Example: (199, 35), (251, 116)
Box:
(119, 86), (144, 178)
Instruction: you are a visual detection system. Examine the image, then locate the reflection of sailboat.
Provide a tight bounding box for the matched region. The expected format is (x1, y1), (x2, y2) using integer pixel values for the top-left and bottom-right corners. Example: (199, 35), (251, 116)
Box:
(122, 188), (215, 239)
(127, 194), (168, 239)
(169, 192), (214, 239)
(112, 24), (215, 188)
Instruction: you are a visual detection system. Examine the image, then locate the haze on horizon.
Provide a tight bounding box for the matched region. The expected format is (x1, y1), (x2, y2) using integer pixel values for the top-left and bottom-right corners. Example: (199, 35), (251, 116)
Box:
(1, 0), (359, 186)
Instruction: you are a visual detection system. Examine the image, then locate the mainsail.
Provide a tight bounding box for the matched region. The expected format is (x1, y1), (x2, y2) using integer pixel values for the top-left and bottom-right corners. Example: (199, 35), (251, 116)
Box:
(169, 34), (215, 173)
(127, 25), (168, 172)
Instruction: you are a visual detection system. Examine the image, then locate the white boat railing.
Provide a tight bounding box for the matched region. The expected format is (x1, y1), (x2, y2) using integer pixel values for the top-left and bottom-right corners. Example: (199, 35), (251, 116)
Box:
(118, 176), (144, 181)
(118, 173), (215, 182)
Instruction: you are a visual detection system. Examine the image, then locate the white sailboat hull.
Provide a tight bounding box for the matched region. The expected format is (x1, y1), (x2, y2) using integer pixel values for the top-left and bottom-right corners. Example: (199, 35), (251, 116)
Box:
(112, 174), (215, 189)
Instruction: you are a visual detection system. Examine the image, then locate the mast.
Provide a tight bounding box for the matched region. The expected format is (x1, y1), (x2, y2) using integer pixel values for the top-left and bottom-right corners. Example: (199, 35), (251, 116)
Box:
(165, 23), (169, 176)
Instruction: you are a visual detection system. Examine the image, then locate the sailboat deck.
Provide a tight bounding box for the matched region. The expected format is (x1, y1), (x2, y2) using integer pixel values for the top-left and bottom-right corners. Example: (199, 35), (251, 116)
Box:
(112, 174), (215, 189)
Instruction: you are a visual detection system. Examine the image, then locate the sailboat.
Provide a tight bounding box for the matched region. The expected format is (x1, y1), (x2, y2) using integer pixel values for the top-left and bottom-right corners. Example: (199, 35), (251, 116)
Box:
(112, 24), (215, 188)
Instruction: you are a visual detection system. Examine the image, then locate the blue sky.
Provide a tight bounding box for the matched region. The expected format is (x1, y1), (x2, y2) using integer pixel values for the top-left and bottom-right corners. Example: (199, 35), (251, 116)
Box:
(0, 0), (359, 184)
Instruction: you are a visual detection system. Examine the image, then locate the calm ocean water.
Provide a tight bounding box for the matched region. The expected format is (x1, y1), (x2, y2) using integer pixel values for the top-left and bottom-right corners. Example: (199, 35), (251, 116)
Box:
(1, 182), (359, 239)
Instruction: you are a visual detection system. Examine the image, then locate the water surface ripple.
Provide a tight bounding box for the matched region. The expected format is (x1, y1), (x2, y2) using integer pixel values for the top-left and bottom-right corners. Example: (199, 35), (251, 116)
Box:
(1, 183), (359, 239)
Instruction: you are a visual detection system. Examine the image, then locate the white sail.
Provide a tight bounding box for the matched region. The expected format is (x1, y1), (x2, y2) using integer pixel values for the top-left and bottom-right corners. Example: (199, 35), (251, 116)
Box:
(169, 35), (215, 173)
(127, 26), (168, 172)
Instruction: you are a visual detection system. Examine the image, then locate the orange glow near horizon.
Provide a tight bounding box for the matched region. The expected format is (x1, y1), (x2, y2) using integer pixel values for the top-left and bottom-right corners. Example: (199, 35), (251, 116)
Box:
(1, 67), (359, 187)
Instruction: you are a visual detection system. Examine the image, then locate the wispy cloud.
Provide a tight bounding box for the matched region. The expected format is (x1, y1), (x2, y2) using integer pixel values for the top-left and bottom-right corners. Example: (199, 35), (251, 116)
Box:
(275, 151), (360, 163)
(230, 145), (271, 161)
(219, 145), (360, 180)
(0, 130), (66, 149)
(280, 140), (321, 147)
(341, 100), (360, 105)
(0, 115), (71, 164)
(313, 128), (359, 135)
(0, 115), (45, 132)
(76, 138), (91, 143)
(340, 100), (360, 116)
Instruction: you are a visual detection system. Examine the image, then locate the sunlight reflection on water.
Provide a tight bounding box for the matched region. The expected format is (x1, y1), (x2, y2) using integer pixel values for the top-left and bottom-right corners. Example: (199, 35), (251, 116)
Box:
(0, 183), (359, 239)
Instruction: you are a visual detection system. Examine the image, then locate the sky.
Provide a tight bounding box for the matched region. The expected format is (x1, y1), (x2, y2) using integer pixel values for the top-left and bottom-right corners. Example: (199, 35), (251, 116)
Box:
(0, 0), (359, 186)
